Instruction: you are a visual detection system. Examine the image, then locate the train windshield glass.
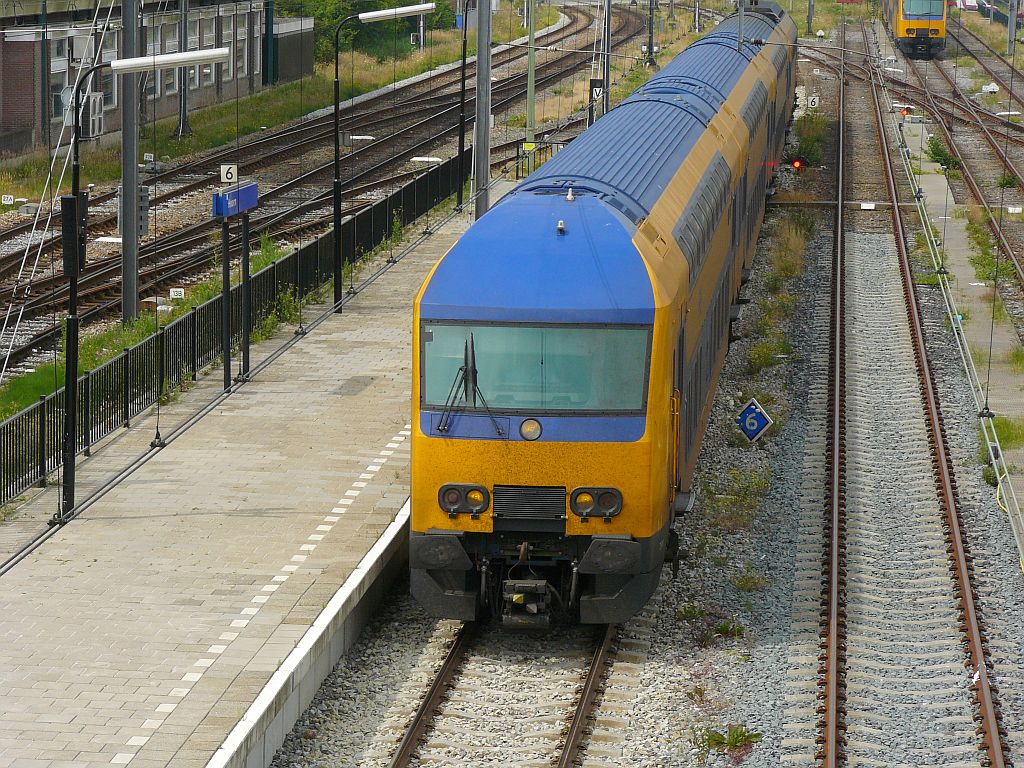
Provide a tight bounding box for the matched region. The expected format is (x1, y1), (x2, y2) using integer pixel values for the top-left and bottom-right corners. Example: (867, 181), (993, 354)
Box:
(421, 323), (651, 413)
(902, 0), (944, 16)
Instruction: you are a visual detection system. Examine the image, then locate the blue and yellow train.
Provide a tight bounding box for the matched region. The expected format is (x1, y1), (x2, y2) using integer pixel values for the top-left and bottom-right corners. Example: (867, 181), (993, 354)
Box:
(882, 0), (947, 57)
(409, 4), (796, 625)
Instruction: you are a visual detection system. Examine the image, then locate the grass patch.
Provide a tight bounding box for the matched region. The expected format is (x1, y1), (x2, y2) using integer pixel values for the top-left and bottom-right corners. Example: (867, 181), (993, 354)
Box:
(703, 468), (769, 533)
(748, 335), (792, 374)
(790, 110), (827, 166)
(691, 724), (763, 763)
(997, 172), (1020, 190)
(731, 562), (768, 592)
(965, 205), (1018, 283)
(992, 416), (1024, 450)
(1005, 346), (1024, 374)
(754, 293), (797, 336)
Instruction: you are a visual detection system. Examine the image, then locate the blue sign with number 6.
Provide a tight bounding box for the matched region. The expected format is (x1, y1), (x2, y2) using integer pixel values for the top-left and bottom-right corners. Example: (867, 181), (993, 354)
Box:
(737, 398), (773, 443)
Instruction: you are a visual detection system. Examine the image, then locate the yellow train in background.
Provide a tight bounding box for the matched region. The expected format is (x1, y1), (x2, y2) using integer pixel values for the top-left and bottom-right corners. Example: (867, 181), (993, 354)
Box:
(882, 0), (947, 57)
(408, 4), (797, 626)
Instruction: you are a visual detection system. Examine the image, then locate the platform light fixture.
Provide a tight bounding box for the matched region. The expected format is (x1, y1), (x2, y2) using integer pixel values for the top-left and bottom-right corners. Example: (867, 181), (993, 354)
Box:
(53, 46), (231, 526)
(333, 3), (436, 314)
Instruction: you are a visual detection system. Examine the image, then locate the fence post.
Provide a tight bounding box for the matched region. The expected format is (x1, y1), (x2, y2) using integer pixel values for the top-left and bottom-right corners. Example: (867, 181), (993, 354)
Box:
(83, 370), (92, 457)
(37, 395), (46, 487)
(122, 347), (131, 428)
(157, 328), (166, 403)
(191, 306), (199, 381)
(272, 260), (279, 310)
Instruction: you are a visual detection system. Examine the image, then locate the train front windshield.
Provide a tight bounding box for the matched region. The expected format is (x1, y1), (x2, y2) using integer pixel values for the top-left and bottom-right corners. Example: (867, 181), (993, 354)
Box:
(421, 322), (651, 414)
(903, 0), (944, 17)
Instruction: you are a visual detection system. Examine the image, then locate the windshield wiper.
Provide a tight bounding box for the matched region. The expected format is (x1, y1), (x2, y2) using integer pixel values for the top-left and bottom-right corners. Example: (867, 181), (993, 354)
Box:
(467, 334), (504, 437)
(435, 340), (469, 434)
(434, 334), (504, 437)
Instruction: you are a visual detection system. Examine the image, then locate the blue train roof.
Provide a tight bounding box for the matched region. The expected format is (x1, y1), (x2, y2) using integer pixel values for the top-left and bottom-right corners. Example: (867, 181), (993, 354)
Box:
(511, 11), (782, 224)
(419, 194), (654, 324)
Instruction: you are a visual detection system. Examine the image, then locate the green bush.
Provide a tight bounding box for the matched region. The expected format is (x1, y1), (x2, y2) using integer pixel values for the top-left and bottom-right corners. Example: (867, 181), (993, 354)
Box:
(925, 136), (961, 170)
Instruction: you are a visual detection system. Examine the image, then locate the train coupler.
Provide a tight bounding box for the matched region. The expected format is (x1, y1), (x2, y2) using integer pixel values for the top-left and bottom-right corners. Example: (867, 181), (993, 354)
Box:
(501, 579), (551, 628)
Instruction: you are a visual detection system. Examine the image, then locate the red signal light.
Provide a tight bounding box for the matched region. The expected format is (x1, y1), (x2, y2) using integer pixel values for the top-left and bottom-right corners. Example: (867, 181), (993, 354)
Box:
(791, 158), (803, 171)
(900, 108), (910, 117)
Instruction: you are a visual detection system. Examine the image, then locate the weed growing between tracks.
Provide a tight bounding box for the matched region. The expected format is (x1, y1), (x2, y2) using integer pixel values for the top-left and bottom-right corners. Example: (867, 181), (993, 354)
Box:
(964, 204), (1020, 282)
(747, 212), (813, 375)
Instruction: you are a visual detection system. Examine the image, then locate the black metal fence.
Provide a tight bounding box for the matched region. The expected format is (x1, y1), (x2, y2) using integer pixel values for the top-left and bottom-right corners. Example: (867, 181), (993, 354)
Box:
(0, 149), (470, 507)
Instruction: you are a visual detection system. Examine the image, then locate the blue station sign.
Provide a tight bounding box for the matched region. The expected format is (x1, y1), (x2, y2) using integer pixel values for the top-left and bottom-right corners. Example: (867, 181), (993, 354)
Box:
(736, 398), (774, 443)
(212, 181), (258, 218)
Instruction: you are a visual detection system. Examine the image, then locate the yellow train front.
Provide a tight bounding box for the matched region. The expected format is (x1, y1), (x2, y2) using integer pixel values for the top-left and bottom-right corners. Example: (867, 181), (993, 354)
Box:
(410, 3), (796, 626)
(882, 0), (947, 57)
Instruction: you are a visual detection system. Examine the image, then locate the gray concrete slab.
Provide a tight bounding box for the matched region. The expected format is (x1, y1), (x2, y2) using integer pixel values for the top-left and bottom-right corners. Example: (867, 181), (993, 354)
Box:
(0, 183), (514, 768)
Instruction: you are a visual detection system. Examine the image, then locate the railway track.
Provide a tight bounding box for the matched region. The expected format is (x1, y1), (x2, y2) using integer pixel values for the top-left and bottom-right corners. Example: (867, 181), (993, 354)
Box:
(0, 9), (643, 368)
(947, 21), (1024, 113)
(890, 33), (1024, 288)
(806, 23), (1010, 767)
(0, 7), (597, 260)
(386, 622), (615, 767)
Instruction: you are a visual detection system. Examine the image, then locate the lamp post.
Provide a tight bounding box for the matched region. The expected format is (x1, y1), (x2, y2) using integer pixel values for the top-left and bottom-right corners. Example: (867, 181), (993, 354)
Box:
(333, 2), (435, 313)
(52, 46), (229, 525)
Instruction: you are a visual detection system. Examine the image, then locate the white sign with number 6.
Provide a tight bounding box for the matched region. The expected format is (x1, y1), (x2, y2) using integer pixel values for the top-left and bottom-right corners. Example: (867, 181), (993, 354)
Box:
(220, 164), (238, 184)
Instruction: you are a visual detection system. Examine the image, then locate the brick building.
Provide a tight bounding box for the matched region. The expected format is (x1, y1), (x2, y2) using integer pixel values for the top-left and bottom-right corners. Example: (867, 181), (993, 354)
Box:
(0, 0), (313, 156)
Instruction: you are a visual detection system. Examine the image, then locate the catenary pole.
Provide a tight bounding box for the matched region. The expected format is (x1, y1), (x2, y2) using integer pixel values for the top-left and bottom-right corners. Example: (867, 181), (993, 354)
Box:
(173, 0), (192, 137)
(473, 0), (492, 218)
(121, 0), (140, 321)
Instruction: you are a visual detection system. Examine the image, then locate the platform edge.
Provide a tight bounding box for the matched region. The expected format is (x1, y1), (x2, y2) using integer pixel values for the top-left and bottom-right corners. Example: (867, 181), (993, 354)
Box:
(204, 500), (411, 768)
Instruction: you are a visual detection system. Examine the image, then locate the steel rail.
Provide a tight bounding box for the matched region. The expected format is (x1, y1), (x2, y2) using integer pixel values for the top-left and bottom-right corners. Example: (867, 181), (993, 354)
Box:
(868, 37), (1008, 768)
(387, 622), (615, 768)
(819, 23), (847, 768)
(557, 623), (616, 768)
(386, 622), (474, 768)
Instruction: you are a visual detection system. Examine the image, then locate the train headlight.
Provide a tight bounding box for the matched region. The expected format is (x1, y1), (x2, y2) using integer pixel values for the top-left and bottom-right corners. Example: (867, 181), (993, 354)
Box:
(438, 484), (490, 517)
(519, 418), (542, 441)
(571, 487), (622, 519)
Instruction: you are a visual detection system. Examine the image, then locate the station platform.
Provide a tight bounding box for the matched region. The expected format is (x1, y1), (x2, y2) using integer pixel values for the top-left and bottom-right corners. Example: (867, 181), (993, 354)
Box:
(0, 184), (511, 768)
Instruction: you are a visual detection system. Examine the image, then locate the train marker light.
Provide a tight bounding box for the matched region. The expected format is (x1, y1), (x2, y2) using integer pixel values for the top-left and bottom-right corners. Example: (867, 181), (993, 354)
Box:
(466, 489), (485, 507)
(520, 418), (542, 440)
